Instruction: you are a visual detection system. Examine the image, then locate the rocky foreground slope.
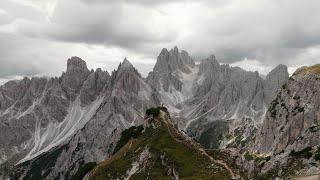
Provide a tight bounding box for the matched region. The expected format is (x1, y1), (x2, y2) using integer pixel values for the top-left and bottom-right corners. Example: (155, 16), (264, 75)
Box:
(242, 64), (320, 179)
(87, 107), (245, 180)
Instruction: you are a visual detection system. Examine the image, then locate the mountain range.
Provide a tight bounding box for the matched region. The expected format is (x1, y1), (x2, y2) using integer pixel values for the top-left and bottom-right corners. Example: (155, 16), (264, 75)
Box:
(0, 46), (319, 179)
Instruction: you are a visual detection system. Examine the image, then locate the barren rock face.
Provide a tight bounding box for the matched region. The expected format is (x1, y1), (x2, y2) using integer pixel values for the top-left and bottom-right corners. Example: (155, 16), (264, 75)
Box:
(0, 57), (156, 179)
(256, 70), (320, 155)
(182, 58), (288, 137)
(80, 68), (109, 105)
(147, 46), (195, 94)
(62, 57), (91, 101)
(147, 47), (289, 150)
(264, 64), (290, 104)
(153, 46), (195, 74)
(0, 57), (108, 174)
(29, 58), (156, 179)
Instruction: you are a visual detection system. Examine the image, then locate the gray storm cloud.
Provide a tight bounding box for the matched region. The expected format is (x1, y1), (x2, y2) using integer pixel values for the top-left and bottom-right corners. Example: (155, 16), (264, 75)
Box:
(0, 0), (320, 84)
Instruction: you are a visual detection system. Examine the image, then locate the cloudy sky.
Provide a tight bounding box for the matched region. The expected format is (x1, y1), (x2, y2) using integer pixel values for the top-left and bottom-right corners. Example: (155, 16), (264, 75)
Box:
(0, 0), (320, 84)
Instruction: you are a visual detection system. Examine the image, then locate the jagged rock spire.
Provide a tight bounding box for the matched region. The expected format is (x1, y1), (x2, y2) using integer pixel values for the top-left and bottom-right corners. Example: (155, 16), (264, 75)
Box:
(153, 46), (195, 74)
(264, 64), (289, 103)
(62, 57), (91, 100)
(121, 57), (134, 69)
(66, 56), (89, 73)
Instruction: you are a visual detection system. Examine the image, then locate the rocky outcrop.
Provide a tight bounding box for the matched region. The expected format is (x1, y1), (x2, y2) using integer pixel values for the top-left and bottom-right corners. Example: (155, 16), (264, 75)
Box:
(147, 46), (195, 95)
(234, 64), (320, 179)
(264, 64), (289, 104)
(256, 65), (320, 154)
(153, 46), (195, 74)
(80, 68), (109, 105)
(62, 57), (91, 101)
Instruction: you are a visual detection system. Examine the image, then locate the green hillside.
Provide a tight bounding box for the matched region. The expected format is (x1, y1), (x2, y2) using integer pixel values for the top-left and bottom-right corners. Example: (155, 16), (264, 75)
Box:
(88, 108), (241, 180)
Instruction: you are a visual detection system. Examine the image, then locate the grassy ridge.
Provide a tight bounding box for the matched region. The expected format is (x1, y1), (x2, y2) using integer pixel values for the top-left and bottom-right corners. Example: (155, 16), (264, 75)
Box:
(89, 120), (231, 180)
(296, 64), (320, 75)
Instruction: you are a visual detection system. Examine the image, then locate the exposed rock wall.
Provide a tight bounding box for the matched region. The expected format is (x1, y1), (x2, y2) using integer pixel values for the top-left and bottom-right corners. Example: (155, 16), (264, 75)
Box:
(256, 68), (320, 154)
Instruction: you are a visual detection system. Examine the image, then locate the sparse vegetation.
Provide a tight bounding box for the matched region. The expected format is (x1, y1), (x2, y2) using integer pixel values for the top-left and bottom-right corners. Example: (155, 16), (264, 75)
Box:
(293, 95), (300, 100)
(282, 84), (287, 89)
(146, 107), (161, 117)
(199, 121), (229, 149)
(314, 147), (320, 161)
(259, 158), (304, 179)
(10, 145), (68, 180)
(159, 106), (168, 113)
(289, 147), (313, 159)
(113, 125), (144, 154)
(70, 162), (97, 180)
(244, 152), (254, 161)
(268, 95), (281, 118)
(244, 151), (270, 166)
(309, 125), (320, 132)
(208, 150), (248, 178)
(292, 105), (305, 116)
(297, 107), (304, 112)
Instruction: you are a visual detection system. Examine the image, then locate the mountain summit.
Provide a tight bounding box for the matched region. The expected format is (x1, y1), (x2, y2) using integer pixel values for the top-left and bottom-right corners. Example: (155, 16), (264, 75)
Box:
(153, 46), (195, 74)
(120, 58), (134, 69)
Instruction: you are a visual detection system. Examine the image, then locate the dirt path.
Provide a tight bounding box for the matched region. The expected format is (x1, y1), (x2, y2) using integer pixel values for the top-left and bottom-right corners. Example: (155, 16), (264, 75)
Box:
(159, 111), (242, 179)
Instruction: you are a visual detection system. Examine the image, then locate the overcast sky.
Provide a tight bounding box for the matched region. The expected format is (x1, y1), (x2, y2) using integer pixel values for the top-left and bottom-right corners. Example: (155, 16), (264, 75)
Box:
(0, 0), (320, 84)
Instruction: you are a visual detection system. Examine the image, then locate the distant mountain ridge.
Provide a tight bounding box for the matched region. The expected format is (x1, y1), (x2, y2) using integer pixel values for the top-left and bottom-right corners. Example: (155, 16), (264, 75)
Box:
(0, 47), (291, 179)
(146, 47), (289, 151)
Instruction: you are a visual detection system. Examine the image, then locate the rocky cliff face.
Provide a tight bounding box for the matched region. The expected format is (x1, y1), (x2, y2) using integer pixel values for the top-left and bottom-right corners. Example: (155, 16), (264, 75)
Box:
(146, 48), (289, 130)
(147, 47), (196, 112)
(256, 64), (320, 155)
(0, 57), (156, 179)
(264, 64), (290, 104)
(1, 58), (157, 179)
(62, 57), (91, 101)
(0, 57), (106, 167)
(39, 59), (156, 179)
(146, 47), (289, 152)
(234, 65), (320, 179)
